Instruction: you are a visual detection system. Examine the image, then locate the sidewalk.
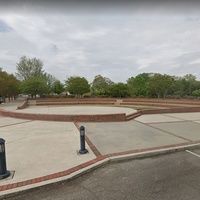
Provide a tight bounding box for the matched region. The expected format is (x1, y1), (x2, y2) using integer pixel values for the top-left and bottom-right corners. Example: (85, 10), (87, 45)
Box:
(0, 102), (200, 196)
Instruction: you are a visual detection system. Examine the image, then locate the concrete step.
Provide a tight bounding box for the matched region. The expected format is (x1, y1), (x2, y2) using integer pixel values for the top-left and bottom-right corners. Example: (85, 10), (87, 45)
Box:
(28, 100), (36, 106)
(126, 112), (141, 121)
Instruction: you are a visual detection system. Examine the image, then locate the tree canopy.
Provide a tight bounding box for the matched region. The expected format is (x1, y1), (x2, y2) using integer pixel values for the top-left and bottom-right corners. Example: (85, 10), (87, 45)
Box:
(148, 73), (173, 98)
(15, 56), (59, 96)
(16, 56), (45, 81)
(127, 73), (150, 97)
(65, 76), (90, 97)
(108, 83), (130, 97)
(3, 55), (200, 99)
(51, 80), (65, 94)
(91, 74), (114, 96)
(0, 68), (20, 101)
(20, 77), (48, 97)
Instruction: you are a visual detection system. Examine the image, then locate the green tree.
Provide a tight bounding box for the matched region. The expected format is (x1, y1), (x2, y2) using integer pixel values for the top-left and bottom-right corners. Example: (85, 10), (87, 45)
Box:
(171, 74), (199, 97)
(182, 74), (198, 96)
(0, 69), (8, 97)
(170, 76), (184, 96)
(127, 73), (150, 97)
(108, 83), (130, 97)
(20, 77), (48, 97)
(91, 75), (114, 96)
(16, 56), (60, 96)
(65, 76), (90, 97)
(16, 56), (45, 81)
(0, 68), (20, 101)
(51, 80), (65, 94)
(6, 74), (20, 100)
(43, 73), (57, 94)
(148, 73), (173, 98)
(192, 89), (200, 97)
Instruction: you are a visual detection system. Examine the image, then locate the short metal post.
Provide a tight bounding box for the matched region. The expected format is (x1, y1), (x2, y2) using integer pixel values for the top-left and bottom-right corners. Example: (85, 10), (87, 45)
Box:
(79, 126), (88, 154)
(0, 138), (10, 179)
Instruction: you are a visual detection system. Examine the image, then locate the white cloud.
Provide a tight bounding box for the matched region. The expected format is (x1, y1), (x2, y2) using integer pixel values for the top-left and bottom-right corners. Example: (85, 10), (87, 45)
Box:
(1, 2), (200, 82)
(189, 59), (200, 65)
(137, 59), (158, 70)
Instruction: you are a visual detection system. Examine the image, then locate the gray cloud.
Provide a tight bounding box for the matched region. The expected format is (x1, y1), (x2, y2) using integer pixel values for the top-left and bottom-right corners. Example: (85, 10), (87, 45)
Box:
(1, 1), (200, 82)
(0, 0), (200, 18)
(0, 20), (12, 32)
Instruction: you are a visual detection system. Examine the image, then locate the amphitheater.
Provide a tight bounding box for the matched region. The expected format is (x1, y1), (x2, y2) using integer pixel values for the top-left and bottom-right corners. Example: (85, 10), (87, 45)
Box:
(1, 97), (200, 122)
(1, 97), (200, 195)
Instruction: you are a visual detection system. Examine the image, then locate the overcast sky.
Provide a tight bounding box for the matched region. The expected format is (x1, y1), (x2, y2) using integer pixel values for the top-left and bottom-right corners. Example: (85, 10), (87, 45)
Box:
(1, 1), (200, 83)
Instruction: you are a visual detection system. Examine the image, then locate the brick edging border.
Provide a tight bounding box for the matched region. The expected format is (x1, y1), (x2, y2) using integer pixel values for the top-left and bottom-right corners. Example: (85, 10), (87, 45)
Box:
(1, 141), (200, 193)
(0, 156), (107, 192)
(73, 122), (102, 157)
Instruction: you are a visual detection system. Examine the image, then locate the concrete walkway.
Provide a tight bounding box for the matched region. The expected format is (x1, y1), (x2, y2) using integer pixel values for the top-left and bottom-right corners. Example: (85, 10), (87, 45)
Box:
(13, 105), (136, 115)
(0, 101), (200, 196)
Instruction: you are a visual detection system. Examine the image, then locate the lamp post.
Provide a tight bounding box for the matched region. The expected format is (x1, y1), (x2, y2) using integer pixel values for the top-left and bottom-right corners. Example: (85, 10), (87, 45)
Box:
(79, 126), (88, 154)
(0, 138), (10, 179)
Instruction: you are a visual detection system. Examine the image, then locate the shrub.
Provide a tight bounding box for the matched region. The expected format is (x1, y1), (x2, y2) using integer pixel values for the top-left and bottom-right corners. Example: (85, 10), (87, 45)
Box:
(186, 96), (195, 100)
(174, 95), (182, 99)
(83, 92), (91, 98)
(165, 95), (173, 99)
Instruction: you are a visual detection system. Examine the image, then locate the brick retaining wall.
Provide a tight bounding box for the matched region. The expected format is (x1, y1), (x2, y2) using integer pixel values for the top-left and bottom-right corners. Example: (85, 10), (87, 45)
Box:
(140, 106), (200, 115)
(0, 109), (126, 122)
(2, 98), (200, 122)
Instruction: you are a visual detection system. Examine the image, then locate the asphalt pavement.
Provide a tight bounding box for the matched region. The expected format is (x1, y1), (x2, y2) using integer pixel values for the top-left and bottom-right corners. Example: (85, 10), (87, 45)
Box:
(1, 149), (200, 200)
(0, 100), (200, 197)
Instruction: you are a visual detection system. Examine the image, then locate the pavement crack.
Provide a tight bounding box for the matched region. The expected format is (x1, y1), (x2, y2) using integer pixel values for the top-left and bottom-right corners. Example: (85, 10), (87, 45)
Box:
(147, 123), (192, 142)
(6, 136), (31, 144)
(0, 120), (33, 128)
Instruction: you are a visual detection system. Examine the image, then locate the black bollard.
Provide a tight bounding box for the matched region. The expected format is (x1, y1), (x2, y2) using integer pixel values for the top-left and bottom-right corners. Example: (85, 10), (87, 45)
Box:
(0, 138), (10, 179)
(79, 126), (88, 154)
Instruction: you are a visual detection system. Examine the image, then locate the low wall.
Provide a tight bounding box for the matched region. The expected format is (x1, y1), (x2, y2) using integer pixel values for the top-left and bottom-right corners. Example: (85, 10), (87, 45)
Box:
(17, 99), (28, 109)
(30, 98), (200, 107)
(2, 98), (200, 122)
(0, 109), (126, 122)
(141, 106), (200, 115)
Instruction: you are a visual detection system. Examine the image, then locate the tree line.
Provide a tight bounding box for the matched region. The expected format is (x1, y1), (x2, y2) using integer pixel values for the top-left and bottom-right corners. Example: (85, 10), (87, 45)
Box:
(1, 56), (200, 101)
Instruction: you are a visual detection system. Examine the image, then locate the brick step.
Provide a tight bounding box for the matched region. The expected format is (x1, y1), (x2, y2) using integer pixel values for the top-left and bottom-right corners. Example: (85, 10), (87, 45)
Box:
(126, 112), (142, 121)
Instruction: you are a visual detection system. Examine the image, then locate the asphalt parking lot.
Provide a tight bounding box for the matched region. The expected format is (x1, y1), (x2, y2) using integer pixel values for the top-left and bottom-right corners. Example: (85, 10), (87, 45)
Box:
(2, 148), (200, 200)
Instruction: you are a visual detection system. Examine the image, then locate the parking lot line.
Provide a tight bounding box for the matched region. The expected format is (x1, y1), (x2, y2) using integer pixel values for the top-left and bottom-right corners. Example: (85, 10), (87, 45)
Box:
(186, 150), (200, 158)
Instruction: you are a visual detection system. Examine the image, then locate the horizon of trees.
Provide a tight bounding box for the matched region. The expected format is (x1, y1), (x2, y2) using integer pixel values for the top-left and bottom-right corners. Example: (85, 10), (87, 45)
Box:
(1, 56), (200, 100)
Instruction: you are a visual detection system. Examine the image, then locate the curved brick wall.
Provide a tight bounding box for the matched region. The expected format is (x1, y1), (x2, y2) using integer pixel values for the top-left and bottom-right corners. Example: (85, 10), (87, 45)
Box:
(0, 108), (126, 122)
(0, 99), (128, 122)
(1, 98), (200, 122)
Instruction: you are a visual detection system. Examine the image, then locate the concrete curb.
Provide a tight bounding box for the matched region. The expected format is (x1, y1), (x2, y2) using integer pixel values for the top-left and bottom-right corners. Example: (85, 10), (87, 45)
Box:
(1, 143), (200, 198)
(109, 143), (200, 162)
(0, 158), (110, 198)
